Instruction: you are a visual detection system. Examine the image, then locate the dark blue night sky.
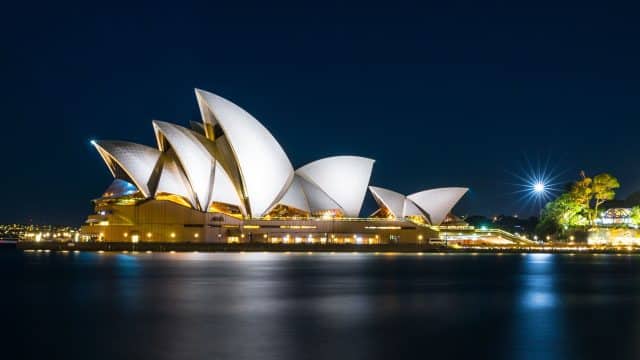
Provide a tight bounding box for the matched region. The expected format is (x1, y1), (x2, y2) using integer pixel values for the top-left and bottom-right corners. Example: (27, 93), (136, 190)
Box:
(2, 0), (640, 224)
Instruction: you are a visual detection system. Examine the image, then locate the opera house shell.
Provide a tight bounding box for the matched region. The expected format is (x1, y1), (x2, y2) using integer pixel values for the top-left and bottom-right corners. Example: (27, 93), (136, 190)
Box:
(81, 89), (470, 244)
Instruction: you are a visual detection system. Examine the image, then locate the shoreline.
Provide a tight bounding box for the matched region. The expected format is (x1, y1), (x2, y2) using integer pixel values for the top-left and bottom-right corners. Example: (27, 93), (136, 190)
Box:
(13, 241), (640, 255)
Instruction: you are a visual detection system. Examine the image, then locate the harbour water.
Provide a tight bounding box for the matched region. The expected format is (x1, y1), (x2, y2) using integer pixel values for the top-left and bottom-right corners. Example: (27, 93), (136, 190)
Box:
(2, 249), (640, 359)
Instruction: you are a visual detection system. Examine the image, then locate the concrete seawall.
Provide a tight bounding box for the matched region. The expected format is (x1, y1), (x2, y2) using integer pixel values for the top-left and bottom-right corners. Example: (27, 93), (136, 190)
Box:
(16, 241), (640, 254)
(18, 241), (446, 253)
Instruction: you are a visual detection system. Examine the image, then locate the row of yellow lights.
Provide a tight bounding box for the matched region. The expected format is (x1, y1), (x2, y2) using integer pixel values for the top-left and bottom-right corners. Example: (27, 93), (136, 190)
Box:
(95, 231), (201, 241)
(92, 231), (427, 242)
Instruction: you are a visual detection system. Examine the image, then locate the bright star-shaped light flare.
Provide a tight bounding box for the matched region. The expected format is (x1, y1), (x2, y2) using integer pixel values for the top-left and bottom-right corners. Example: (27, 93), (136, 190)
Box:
(507, 155), (566, 214)
(533, 182), (546, 194)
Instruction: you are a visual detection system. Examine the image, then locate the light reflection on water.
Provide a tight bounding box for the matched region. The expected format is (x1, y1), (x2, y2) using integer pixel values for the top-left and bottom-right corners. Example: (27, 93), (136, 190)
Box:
(512, 254), (567, 360)
(2, 250), (640, 360)
(521, 253), (557, 309)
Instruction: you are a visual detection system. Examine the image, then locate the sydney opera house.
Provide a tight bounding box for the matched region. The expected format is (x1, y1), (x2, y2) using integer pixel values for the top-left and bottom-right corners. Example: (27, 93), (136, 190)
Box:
(80, 89), (470, 245)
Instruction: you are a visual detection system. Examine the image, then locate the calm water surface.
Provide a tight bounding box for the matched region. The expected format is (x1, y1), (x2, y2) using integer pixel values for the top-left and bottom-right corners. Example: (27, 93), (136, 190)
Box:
(2, 249), (640, 359)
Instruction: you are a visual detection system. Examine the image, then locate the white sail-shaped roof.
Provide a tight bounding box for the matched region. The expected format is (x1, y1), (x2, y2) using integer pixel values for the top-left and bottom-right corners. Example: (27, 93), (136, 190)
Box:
(407, 187), (468, 225)
(89, 90), (468, 223)
(369, 186), (406, 218)
(152, 121), (216, 211)
(298, 176), (342, 214)
(93, 140), (161, 198)
(403, 198), (427, 219)
(195, 89), (293, 217)
(210, 162), (243, 210)
(155, 152), (195, 206)
(278, 175), (310, 212)
(296, 156), (375, 217)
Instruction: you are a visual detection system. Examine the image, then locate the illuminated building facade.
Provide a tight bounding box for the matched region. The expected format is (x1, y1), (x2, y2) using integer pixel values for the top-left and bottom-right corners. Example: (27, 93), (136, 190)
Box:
(80, 89), (469, 244)
(588, 208), (640, 246)
(595, 208), (634, 226)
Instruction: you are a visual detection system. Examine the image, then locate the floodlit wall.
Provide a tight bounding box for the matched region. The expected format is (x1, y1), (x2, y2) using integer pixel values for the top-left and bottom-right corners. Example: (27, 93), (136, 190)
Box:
(81, 199), (437, 244)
